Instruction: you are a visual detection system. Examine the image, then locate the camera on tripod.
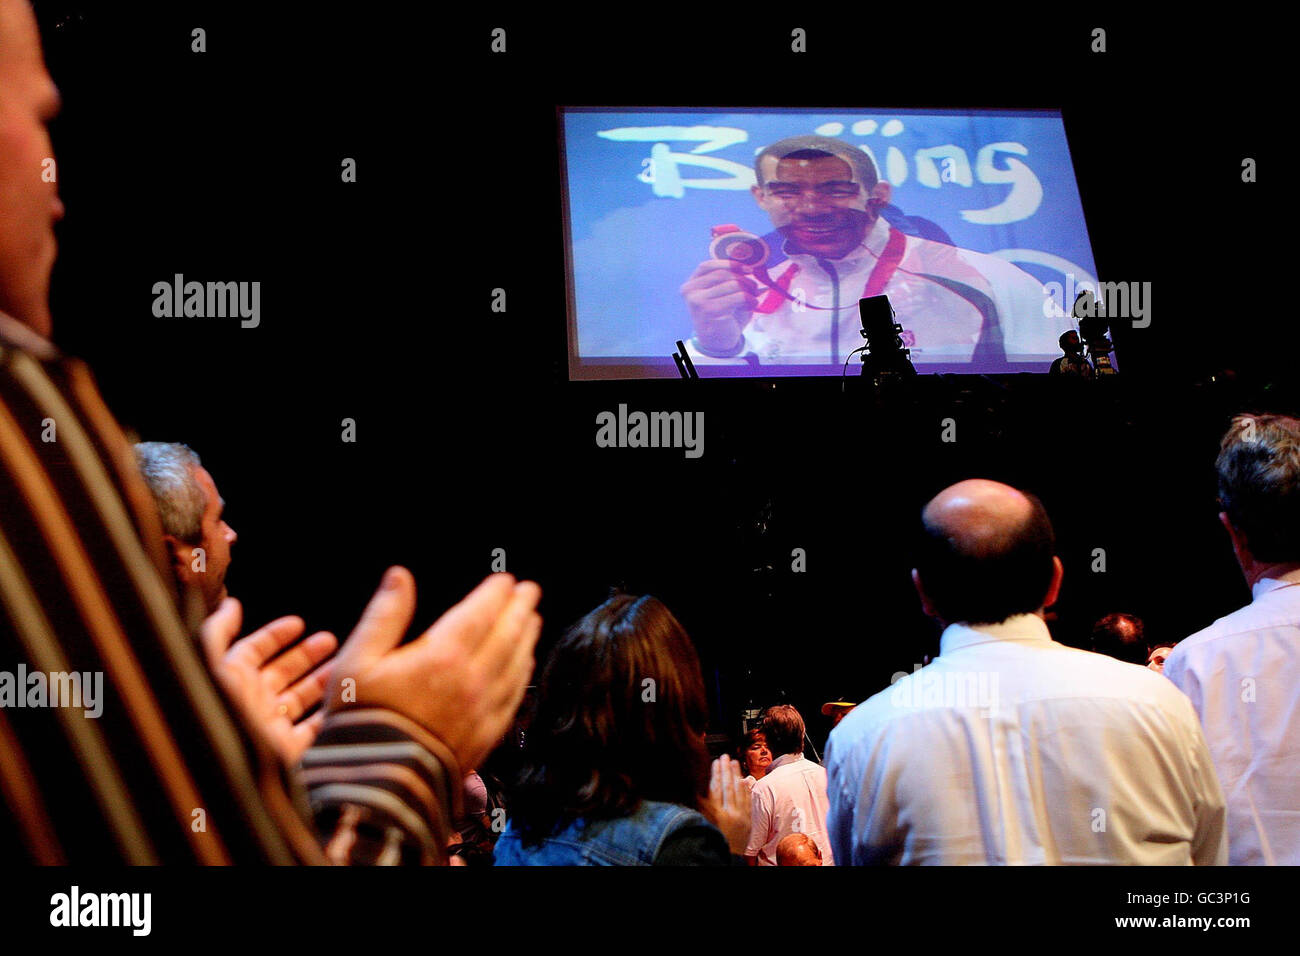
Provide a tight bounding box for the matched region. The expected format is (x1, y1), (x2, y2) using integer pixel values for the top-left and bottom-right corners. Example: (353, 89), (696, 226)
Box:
(1074, 291), (1117, 376)
(859, 294), (917, 385)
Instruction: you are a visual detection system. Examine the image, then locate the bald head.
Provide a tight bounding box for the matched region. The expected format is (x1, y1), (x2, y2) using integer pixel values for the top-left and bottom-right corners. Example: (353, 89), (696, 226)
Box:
(914, 480), (1059, 626)
(923, 479), (1037, 548)
(1092, 612), (1147, 665)
(776, 832), (822, 866)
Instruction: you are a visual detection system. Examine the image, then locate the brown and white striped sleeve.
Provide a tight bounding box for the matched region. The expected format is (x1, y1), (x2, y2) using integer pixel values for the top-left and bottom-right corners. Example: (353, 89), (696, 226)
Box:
(0, 313), (456, 864)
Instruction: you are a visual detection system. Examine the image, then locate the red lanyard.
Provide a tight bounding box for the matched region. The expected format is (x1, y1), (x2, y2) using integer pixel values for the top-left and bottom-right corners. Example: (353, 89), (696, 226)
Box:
(754, 227), (907, 314)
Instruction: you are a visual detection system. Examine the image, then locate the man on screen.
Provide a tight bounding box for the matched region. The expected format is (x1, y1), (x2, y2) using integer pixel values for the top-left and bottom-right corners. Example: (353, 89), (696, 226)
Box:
(681, 135), (1068, 369)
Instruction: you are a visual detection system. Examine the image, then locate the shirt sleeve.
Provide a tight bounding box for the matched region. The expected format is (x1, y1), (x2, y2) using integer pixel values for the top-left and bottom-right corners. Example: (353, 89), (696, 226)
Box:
(1162, 645), (1227, 863)
(825, 736), (855, 866)
(846, 722), (906, 866)
(686, 336), (755, 365)
(0, 343), (312, 863)
(301, 708), (464, 866)
(1182, 703), (1228, 866)
(1162, 646), (1199, 713)
(0, 338), (463, 865)
(745, 785), (772, 858)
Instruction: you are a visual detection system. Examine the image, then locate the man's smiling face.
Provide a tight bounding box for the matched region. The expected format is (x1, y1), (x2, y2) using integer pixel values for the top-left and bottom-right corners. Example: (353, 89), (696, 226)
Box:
(752, 153), (872, 260)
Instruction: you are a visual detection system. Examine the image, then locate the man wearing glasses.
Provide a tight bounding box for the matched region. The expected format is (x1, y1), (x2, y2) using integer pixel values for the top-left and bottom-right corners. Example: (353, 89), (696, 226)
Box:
(681, 135), (1067, 369)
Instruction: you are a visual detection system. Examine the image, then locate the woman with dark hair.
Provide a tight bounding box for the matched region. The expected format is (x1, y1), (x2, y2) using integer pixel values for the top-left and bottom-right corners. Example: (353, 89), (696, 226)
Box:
(737, 727), (772, 789)
(493, 594), (751, 865)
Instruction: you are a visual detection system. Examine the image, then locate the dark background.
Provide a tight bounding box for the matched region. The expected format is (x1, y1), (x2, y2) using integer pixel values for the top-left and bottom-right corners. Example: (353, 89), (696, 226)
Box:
(33, 4), (1283, 752)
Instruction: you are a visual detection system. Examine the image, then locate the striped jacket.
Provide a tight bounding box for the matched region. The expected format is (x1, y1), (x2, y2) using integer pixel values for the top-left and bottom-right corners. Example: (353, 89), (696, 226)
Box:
(0, 311), (459, 863)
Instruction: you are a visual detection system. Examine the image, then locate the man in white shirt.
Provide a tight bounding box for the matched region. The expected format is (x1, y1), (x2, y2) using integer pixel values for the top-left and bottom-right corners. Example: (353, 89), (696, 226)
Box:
(681, 135), (1068, 369)
(1164, 414), (1300, 865)
(825, 479), (1227, 865)
(745, 705), (835, 865)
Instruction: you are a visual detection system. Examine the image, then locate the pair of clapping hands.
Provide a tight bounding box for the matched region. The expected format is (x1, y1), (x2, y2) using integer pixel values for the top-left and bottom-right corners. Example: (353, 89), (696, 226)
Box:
(200, 567), (541, 772)
(200, 565), (753, 858)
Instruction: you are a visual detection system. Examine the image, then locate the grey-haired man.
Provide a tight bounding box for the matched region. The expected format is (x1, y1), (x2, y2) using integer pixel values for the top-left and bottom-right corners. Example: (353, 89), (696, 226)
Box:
(1165, 414), (1300, 865)
(134, 442), (237, 616)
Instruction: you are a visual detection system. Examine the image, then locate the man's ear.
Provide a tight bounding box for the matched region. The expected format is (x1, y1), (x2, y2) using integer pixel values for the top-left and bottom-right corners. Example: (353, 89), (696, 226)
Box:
(1219, 511), (1252, 566)
(1042, 556), (1065, 610)
(869, 180), (892, 206)
(162, 533), (190, 577)
(912, 568), (937, 619)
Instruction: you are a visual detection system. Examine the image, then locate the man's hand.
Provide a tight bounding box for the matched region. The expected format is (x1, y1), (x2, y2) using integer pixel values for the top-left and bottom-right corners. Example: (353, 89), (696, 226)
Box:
(201, 600), (338, 766)
(325, 568), (542, 773)
(707, 754), (753, 856)
(680, 259), (758, 352)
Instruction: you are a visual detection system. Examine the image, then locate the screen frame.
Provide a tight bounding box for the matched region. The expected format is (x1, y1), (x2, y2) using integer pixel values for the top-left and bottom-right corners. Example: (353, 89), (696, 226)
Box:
(559, 105), (1093, 383)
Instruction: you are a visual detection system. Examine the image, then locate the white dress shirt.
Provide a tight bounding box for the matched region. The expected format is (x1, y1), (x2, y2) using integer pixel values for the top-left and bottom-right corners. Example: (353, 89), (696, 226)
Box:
(1164, 568), (1300, 865)
(825, 614), (1227, 865)
(745, 753), (835, 865)
(687, 214), (1065, 367)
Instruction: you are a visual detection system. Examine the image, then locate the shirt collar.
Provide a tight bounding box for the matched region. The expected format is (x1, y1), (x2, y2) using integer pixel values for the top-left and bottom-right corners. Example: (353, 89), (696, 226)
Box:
(768, 753), (805, 772)
(780, 214), (892, 270)
(1252, 565), (1300, 600)
(939, 613), (1053, 656)
(0, 309), (59, 360)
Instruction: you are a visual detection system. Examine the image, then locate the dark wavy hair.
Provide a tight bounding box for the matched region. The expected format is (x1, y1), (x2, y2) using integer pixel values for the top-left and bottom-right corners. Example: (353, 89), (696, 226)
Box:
(509, 594), (713, 845)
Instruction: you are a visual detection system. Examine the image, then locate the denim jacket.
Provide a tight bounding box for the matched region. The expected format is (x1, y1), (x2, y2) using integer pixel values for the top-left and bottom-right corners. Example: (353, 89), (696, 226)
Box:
(493, 799), (719, 866)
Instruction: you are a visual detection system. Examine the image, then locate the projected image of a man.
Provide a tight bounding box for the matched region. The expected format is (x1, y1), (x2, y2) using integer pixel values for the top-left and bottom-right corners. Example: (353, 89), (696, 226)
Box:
(754, 150), (889, 260)
(681, 135), (1070, 368)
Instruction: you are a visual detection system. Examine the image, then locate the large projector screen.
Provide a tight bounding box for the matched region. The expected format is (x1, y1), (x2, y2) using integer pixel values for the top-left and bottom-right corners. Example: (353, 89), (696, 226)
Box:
(561, 108), (1097, 380)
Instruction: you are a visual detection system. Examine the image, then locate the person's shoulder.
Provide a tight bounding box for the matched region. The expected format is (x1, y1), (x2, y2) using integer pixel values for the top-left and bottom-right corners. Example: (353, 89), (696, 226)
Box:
(932, 241), (1045, 298)
(637, 798), (710, 825)
(780, 755), (826, 781)
(1169, 613), (1242, 662)
(608, 799), (721, 850)
(942, 241), (1029, 274)
(825, 682), (912, 750)
(901, 231), (1033, 276)
(752, 761), (801, 796)
(1047, 643), (1175, 691)
(652, 812), (729, 866)
(1049, 646), (1203, 727)
(1172, 594), (1300, 668)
